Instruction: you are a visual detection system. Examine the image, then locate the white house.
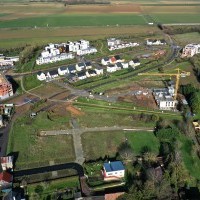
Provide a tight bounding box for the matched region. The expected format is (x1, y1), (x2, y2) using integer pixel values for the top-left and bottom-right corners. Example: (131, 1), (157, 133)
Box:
(58, 66), (69, 76)
(107, 65), (117, 73)
(107, 38), (121, 47)
(95, 66), (104, 75)
(122, 62), (129, 69)
(47, 70), (59, 79)
(146, 39), (166, 46)
(129, 58), (140, 68)
(68, 65), (77, 74)
(85, 61), (92, 70)
(115, 62), (123, 70)
(76, 62), (85, 71)
(77, 71), (87, 80)
(37, 71), (46, 81)
(101, 57), (110, 66)
(86, 69), (97, 78)
(103, 161), (125, 179)
(181, 43), (200, 58)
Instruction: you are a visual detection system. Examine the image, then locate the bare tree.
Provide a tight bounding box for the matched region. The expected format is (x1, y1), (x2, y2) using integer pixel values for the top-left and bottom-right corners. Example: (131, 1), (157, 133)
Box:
(118, 142), (135, 162)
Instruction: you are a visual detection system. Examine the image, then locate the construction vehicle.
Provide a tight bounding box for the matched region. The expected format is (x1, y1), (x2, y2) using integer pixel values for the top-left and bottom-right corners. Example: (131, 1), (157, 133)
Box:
(138, 68), (190, 101)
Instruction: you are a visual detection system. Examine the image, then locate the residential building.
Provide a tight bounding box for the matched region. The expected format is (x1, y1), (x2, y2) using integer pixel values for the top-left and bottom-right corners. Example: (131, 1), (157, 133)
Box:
(77, 71), (87, 80)
(129, 58), (140, 68)
(122, 62), (129, 69)
(103, 161), (125, 179)
(0, 74), (13, 100)
(95, 66), (104, 75)
(153, 86), (177, 110)
(0, 156), (13, 171)
(0, 55), (19, 67)
(107, 65), (117, 73)
(85, 62), (92, 70)
(181, 43), (200, 58)
(101, 57), (110, 66)
(47, 70), (59, 79)
(68, 65), (77, 74)
(76, 62), (85, 71)
(193, 121), (200, 130)
(86, 69), (97, 78)
(115, 62), (123, 70)
(107, 38), (139, 51)
(0, 171), (13, 192)
(110, 55), (124, 64)
(58, 66), (69, 76)
(37, 71), (46, 81)
(146, 39), (166, 46)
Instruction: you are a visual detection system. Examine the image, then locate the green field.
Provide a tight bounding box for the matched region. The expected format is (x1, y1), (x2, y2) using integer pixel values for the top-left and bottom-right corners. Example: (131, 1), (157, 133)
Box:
(152, 13), (200, 23)
(81, 131), (160, 161)
(0, 14), (146, 28)
(8, 112), (75, 170)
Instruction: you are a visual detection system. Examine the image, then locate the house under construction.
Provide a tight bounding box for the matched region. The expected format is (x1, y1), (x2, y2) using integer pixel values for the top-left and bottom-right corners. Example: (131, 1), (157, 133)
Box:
(0, 74), (13, 100)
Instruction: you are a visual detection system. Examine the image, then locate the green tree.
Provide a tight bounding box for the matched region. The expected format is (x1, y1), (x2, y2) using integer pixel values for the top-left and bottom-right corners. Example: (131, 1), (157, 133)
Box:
(190, 91), (200, 113)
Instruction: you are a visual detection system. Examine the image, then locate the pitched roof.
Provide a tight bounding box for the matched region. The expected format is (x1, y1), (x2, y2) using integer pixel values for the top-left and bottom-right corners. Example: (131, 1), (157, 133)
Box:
(105, 192), (124, 200)
(88, 69), (96, 75)
(37, 71), (44, 76)
(85, 61), (92, 66)
(103, 57), (109, 61)
(107, 64), (115, 68)
(68, 65), (76, 72)
(48, 70), (58, 76)
(0, 171), (12, 183)
(78, 62), (85, 67)
(59, 66), (68, 71)
(132, 58), (140, 63)
(116, 62), (123, 68)
(114, 55), (121, 60)
(77, 71), (86, 77)
(110, 57), (117, 63)
(104, 161), (125, 172)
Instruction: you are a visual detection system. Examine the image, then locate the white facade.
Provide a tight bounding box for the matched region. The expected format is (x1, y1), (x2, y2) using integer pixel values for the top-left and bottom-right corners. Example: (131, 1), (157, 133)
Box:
(146, 39), (166, 46)
(101, 58), (110, 66)
(122, 62), (129, 69)
(58, 67), (69, 76)
(95, 68), (104, 75)
(37, 72), (46, 81)
(181, 44), (200, 57)
(77, 47), (97, 56)
(47, 72), (59, 79)
(129, 59), (141, 68)
(107, 65), (117, 73)
(159, 99), (177, 110)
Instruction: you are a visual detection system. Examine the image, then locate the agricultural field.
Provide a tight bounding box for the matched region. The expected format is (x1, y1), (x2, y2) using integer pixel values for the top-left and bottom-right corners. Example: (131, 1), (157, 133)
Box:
(81, 131), (160, 161)
(7, 109), (75, 170)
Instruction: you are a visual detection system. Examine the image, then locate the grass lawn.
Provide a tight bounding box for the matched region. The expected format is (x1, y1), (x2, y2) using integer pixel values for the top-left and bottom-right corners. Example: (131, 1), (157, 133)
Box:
(179, 136), (200, 180)
(7, 112), (75, 170)
(27, 176), (79, 199)
(81, 131), (159, 161)
(173, 32), (200, 46)
(23, 74), (42, 91)
(126, 131), (160, 155)
(0, 14), (145, 28)
(151, 13), (200, 24)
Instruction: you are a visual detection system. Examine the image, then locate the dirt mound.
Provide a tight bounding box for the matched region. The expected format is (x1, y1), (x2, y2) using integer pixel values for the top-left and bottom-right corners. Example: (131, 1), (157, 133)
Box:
(66, 104), (84, 116)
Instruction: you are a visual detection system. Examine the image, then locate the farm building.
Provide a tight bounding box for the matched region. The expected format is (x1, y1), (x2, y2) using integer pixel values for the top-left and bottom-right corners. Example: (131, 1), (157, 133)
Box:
(0, 74), (13, 100)
(181, 43), (200, 58)
(103, 161), (125, 180)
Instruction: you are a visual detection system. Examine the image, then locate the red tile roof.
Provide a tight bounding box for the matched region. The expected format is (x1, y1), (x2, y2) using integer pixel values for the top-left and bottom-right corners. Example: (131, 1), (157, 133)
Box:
(0, 172), (12, 183)
(105, 192), (124, 200)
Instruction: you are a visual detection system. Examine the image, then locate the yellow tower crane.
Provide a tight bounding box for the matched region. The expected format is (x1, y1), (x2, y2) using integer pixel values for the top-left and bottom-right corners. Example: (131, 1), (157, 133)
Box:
(138, 68), (190, 101)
